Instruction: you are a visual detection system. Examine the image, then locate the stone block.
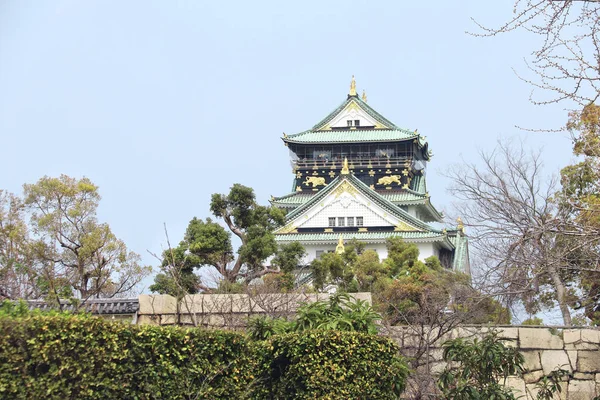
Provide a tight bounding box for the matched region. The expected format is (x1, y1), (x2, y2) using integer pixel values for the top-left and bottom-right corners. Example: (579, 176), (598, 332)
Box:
(160, 314), (177, 325)
(498, 327), (519, 340)
(430, 361), (446, 375)
(568, 341), (598, 350)
(205, 294), (234, 313)
(138, 294), (177, 315)
(522, 351), (542, 372)
(206, 314), (226, 327)
(567, 380), (596, 400)
(504, 376), (526, 398)
(350, 292), (372, 304)
(136, 314), (160, 325)
(578, 351), (600, 373)
(563, 329), (581, 344)
(523, 369), (544, 384)
(180, 295), (203, 314)
(540, 350), (571, 375)
(230, 294), (250, 313)
(519, 327), (564, 349)
(567, 350), (578, 370)
(573, 372), (595, 380)
(525, 383), (540, 399)
(581, 329), (600, 344)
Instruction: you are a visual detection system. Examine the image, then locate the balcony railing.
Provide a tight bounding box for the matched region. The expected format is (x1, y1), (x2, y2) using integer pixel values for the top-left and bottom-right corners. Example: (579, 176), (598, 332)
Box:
(291, 156), (412, 169)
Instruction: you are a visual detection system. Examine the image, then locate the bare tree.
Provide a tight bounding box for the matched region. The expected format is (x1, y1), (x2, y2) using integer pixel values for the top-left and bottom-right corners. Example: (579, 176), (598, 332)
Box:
(446, 140), (600, 325)
(473, 0), (600, 106)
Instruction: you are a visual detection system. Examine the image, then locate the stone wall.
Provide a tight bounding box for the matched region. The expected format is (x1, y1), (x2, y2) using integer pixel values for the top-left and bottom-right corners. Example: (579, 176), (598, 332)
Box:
(387, 325), (600, 400)
(137, 292), (372, 328)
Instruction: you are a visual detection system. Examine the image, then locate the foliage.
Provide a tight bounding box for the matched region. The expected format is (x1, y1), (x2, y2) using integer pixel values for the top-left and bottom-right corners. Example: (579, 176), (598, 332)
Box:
(310, 237), (508, 327)
(246, 316), (292, 341)
(292, 292), (380, 334)
(0, 190), (36, 300)
(22, 175), (151, 301)
(252, 330), (409, 400)
(438, 331), (524, 400)
(560, 104), (600, 325)
(534, 369), (570, 400)
(268, 242), (306, 291)
(521, 317), (544, 326)
(0, 312), (409, 400)
(0, 313), (254, 399)
(151, 184), (300, 295)
(246, 293), (381, 339)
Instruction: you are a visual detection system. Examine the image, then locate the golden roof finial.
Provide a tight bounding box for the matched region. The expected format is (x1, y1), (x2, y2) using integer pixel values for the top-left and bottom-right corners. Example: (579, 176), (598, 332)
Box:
(457, 217), (465, 233)
(335, 235), (345, 254)
(362, 90), (367, 103)
(283, 132), (288, 138)
(341, 157), (350, 175)
(349, 75), (357, 96)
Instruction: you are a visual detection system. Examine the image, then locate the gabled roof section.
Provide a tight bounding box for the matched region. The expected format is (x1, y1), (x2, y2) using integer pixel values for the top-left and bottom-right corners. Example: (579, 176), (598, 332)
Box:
(282, 94), (421, 145)
(312, 95), (396, 131)
(274, 190), (428, 207)
(277, 173), (440, 234)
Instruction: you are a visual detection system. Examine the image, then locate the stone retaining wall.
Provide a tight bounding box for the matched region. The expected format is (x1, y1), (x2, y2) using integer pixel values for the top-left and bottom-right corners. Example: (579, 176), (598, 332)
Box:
(387, 325), (600, 400)
(137, 292), (372, 328)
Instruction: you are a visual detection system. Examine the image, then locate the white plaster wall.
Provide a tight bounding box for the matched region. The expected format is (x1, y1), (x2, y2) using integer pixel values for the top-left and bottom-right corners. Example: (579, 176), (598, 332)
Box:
(329, 105), (378, 128)
(301, 196), (391, 228)
(300, 241), (437, 265)
(406, 206), (417, 218)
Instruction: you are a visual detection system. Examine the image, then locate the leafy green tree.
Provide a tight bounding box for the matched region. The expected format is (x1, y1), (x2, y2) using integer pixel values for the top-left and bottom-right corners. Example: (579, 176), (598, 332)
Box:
(560, 104), (600, 325)
(268, 241), (306, 291)
(438, 331), (524, 400)
(152, 184), (303, 295)
(0, 191), (37, 299)
(23, 175), (150, 302)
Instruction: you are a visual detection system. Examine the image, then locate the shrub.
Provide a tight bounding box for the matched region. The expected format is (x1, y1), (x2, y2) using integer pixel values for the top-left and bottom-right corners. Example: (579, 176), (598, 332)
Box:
(438, 331), (524, 399)
(252, 330), (409, 400)
(0, 313), (254, 399)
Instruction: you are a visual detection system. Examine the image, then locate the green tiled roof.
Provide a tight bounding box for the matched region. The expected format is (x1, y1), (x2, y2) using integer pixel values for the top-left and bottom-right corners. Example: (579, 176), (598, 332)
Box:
(273, 190), (426, 206)
(284, 129), (417, 144)
(272, 192), (315, 205)
(411, 174), (427, 194)
(379, 191), (427, 203)
(281, 173), (438, 233)
(275, 231), (449, 243)
(448, 232), (470, 274)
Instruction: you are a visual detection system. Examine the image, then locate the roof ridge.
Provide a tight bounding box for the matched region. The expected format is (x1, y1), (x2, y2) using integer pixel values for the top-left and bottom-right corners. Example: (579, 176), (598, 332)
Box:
(272, 192), (314, 201)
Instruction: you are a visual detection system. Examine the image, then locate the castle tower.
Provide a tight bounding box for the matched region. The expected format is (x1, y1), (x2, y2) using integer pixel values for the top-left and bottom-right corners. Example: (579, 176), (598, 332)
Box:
(271, 79), (469, 273)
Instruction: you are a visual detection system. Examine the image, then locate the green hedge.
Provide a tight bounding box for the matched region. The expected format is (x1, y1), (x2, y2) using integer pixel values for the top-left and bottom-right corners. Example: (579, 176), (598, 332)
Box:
(0, 314), (408, 399)
(253, 330), (409, 400)
(0, 314), (253, 399)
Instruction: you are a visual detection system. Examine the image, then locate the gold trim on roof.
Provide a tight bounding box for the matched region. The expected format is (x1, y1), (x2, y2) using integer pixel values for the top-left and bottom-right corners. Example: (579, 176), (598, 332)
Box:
(341, 157), (350, 175)
(394, 221), (418, 232)
(349, 75), (356, 96)
(333, 180), (358, 198)
(362, 90), (367, 103)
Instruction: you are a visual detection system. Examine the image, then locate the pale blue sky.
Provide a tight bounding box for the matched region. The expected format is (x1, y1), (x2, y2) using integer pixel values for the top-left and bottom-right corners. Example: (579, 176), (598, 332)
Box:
(0, 1), (573, 293)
